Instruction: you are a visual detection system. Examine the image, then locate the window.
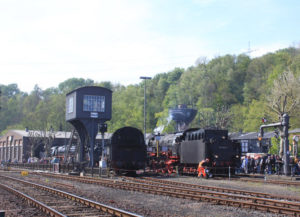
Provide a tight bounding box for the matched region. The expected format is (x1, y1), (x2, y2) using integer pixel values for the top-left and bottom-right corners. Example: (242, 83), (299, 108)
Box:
(241, 140), (248, 152)
(83, 95), (105, 112)
(67, 97), (74, 114)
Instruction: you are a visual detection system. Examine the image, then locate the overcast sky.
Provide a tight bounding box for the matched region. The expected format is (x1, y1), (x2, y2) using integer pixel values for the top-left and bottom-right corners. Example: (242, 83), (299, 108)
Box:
(0, 0), (299, 93)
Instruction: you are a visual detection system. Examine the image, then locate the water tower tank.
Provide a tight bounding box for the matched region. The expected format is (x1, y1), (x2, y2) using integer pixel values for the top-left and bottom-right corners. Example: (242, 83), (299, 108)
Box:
(169, 104), (197, 131)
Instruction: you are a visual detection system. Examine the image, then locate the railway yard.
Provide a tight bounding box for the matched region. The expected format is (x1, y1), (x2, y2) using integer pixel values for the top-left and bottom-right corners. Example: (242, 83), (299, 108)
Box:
(1, 167), (300, 217)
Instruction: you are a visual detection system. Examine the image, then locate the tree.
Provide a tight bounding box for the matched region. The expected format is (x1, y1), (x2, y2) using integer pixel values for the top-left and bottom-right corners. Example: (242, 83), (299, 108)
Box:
(27, 130), (43, 158)
(267, 70), (300, 116)
(243, 58), (267, 105)
(229, 104), (247, 132)
(195, 107), (215, 128)
(215, 105), (233, 129)
(269, 137), (280, 155)
(0, 85), (25, 132)
(58, 78), (94, 93)
(267, 70), (300, 157)
(243, 100), (268, 132)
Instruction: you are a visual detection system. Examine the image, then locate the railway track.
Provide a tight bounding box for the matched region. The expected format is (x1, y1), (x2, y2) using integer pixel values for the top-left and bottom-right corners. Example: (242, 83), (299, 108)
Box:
(0, 174), (142, 217)
(6, 165), (300, 186)
(213, 173), (300, 186)
(235, 177), (300, 186)
(0, 184), (50, 217)
(20, 171), (300, 216)
(154, 173), (300, 187)
(128, 176), (300, 202)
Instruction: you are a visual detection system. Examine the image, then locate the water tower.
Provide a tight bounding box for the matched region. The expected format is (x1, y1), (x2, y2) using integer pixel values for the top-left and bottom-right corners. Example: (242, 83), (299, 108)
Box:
(169, 104), (197, 131)
(66, 86), (112, 167)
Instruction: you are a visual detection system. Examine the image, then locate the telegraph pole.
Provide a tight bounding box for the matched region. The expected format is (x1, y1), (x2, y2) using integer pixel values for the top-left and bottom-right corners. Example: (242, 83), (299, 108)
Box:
(0, 90), (2, 110)
(140, 76), (152, 142)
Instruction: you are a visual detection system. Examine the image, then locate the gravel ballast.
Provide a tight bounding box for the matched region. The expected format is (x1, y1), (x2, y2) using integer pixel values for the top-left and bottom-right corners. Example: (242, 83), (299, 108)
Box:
(1, 171), (299, 217)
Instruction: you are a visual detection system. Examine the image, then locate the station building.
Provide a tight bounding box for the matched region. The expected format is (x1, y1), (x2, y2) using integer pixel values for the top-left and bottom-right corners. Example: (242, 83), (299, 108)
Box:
(0, 130), (25, 163)
(231, 129), (300, 156)
(230, 131), (275, 155)
(0, 129), (111, 163)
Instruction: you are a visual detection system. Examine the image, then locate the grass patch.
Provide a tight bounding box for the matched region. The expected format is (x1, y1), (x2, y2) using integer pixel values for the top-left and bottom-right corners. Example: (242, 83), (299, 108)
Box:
(287, 186), (300, 195)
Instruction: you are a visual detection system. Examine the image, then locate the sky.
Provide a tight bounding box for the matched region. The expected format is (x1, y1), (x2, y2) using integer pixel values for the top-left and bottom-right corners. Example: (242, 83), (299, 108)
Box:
(0, 0), (299, 93)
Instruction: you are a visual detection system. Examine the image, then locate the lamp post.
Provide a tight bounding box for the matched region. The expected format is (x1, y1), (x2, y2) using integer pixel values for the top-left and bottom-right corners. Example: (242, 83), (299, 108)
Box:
(0, 90), (2, 110)
(140, 76), (152, 142)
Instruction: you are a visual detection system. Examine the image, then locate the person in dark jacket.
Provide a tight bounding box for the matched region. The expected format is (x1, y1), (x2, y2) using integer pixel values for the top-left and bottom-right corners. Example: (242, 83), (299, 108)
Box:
(249, 157), (255, 173)
(275, 155), (282, 175)
(265, 156), (272, 174)
(270, 155), (276, 174)
(260, 157), (265, 174)
(255, 157), (261, 174)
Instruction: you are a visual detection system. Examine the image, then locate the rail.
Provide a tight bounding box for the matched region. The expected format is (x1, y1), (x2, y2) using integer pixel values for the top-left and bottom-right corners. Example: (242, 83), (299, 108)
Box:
(20, 171), (300, 216)
(0, 182), (67, 217)
(0, 175), (143, 217)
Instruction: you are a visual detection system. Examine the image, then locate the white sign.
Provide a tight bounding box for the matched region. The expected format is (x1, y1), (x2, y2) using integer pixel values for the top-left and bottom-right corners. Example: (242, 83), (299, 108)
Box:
(100, 160), (107, 168)
(90, 112), (98, 118)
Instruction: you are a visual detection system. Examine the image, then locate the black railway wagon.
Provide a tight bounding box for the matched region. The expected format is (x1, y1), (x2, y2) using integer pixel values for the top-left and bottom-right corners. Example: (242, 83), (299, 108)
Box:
(179, 128), (241, 174)
(110, 127), (147, 173)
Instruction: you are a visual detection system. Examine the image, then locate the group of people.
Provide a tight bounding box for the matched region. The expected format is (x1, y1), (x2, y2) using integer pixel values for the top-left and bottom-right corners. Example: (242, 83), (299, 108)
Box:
(241, 154), (300, 175)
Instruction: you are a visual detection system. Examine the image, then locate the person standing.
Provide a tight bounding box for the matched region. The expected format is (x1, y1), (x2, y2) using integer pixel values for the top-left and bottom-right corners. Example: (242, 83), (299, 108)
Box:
(260, 156), (265, 174)
(241, 156), (248, 174)
(198, 158), (210, 178)
(265, 156), (272, 174)
(255, 157), (261, 174)
(275, 155), (282, 175)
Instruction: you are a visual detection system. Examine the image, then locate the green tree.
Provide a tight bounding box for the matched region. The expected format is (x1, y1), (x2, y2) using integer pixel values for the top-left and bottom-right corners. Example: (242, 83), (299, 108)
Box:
(58, 78), (94, 93)
(243, 100), (268, 132)
(269, 137), (280, 155)
(229, 104), (247, 132)
(266, 70), (300, 157)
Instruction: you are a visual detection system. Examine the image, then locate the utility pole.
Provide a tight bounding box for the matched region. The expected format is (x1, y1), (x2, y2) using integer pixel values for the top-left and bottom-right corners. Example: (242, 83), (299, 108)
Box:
(140, 76), (152, 142)
(0, 90), (2, 110)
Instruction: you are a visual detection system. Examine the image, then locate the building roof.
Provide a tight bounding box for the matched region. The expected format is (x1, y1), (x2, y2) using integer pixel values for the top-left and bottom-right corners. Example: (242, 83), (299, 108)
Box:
(230, 128), (300, 140)
(6, 129), (112, 140)
(289, 128), (300, 134)
(230, 131), (275, 140)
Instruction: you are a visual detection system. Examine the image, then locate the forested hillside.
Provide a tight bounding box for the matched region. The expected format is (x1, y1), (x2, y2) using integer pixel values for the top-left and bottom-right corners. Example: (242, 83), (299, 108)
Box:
(1, 47), (300, 135)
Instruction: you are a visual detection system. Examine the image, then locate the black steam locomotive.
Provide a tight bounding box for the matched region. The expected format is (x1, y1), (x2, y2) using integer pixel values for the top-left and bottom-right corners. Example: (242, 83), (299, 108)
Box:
(148, 128), (241, 176)
(109, 127), (147, 174)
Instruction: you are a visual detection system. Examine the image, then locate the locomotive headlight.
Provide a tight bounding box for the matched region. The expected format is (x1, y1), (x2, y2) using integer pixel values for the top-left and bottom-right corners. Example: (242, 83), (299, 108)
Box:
(236, 155), (239, 158)
(214, 155), (219, 159)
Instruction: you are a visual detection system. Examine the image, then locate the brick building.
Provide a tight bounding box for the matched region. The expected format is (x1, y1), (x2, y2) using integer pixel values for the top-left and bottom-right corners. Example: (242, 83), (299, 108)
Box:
(0, 129), (111, 163)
